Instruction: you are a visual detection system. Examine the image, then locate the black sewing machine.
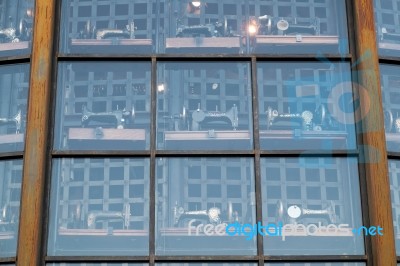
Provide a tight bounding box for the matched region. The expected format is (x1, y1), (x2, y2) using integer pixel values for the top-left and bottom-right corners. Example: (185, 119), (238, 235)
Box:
(384, 109), (400, 133)
(176, 18), (232, 38)
(87, 203), (131, 230)
(173, 202), (238, 227)
(78, 20), (136, 40)
(276, 200), (338, 225)
(266, 104), (337, 131)
(0, 110), (22, 134)
(0, 203), (18, 232)
(379, 27), (400, 42)
(81, 105), (135, 129)
(255, 15), (320, 36)
(191, 105), (238, 131)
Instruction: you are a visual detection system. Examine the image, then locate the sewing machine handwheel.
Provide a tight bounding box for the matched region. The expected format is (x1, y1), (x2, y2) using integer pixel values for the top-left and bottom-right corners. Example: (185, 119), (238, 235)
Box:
(227, 201), (233, 222)
(131, 105), (135, 123)
(181, 106), (187, 128)
(266, 106), (273, 130)
(384, 108), (394, 133)
(315, 104), (326, 126)
(223, 17), (228, 36)
(18, 19), (28, 39)
(276, 200), (285, 223)
(328, 200), (337, 224)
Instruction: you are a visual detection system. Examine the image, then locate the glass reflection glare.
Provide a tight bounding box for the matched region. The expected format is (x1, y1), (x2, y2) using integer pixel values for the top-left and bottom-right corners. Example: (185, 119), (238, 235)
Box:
(156, 157), (256, 255)
(0, 160), (22, 258)
(47, 158), (150, 256)
(380, 64), (400, 153)
(261, 157), (364, 255)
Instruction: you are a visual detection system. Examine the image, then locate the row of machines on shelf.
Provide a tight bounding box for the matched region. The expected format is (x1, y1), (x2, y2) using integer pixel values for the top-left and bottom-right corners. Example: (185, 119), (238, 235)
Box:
(61, 104), (400, 133)
(0, 9), (33, 44)
(76, 14), (321, 41)
(58, 199), (338, 231)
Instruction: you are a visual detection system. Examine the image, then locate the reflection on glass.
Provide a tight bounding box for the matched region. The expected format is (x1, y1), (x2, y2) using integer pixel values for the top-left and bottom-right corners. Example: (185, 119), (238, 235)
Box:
(0, 64), (29, 153)
(257, 62), (356, 151)
(264, 262), (365, 266)
(389, 160), (400, 255)
(47, 264), (147, 266)
(379, 64), (400, 153)
(156, 157), (256, 255)
(47, 158), (150, 256)
(60, 0), (347, 55)
(54, 62), (151, 151)
(261, 157), (364, 255)
(0, 0), (34, 56)
(158, 264), (256, 266)
(157, 62), (253, 150)
(0, 159), (22, 258)
(374, 0), (400, 57)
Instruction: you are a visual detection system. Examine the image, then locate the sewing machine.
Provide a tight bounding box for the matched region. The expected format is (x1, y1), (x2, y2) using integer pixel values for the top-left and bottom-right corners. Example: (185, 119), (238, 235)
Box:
(266, 104), (335, 131)
(78, 20), (136, 40)
(0, 203), (17, 232)
(384, 109), (400, 133)
(173, 202), (238, 227)
(81, 105), (135, 129)
(191, 105), (238, 131)
(176, 19), (231, 38)
(87, 203), (131, 230)
(0, 110), (22, 134)
(276, 200), (338, 225)
(380, 27), (400, 42)
(256, 15), (320, 36)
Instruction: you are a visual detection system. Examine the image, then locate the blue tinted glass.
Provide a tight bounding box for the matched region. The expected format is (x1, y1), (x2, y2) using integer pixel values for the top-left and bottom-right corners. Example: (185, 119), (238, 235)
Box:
(265, 264), (365, 266)
(257, 62), (356, 151)
(47, 158), (150, 256)
(0, 159), (23, 258)
(389, 160), (400, 255)
(157, 62), (253, 150)
(156, 157), (256, 255)
(374, 0), (400, 57)
(380, 64), (400, 153)
(60, 0), (348, 55)
(261, 157), (364, 255)
(0, 0), (33, 57)
(54, 62), (151, 151)
(47, 264), (147, 266)
(0, 64), (29, 153)
(157, 264), (256, 266)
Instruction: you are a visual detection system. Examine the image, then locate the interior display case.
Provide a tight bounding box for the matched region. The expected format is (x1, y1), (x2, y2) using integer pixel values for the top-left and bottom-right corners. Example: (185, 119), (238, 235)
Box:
(257, 62), (356, 151)
(60, 0), (348, 55)
(379, 64), (400, 153)
(389, 159), (400, 255)
(0, 64), (29, 153)
(374, 0), (400, 57)
(261, 157), (363, 255)
(47, 158), (150, 256)
(53, 62), (151, 151)
(60, 0), (160, 54)
(48, 264), (147, 266)
(158, 264), (256, 266)
(156, 157), (256, 255)
(157, 62), (252, 150)
(0, 0), (34, 56)
(264, 264), (365, 266)
(0, 159), (22, 258)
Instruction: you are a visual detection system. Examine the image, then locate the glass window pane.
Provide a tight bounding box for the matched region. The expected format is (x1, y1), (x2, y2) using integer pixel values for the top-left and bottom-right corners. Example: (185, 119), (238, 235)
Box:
(157, 62), (253, 150)
(389, 159), (400, 255)
(157, 264), (256, 266)
(0, 64), (29, 153)
(261, 157), (364, 255)
(60, 0), (348, 55)
(380, 64), (400, 153)
(265, 264), (365, 266)
(374, 0), (400, 57)
(60, 0), (158, 54)
(54, 62), (151, 151)
(0, 0), (34, 57)
(156, 157), (256, 255)
(257, 62), (356, 151)
(47, 158), (150, 256)
(48, 264), (147, 266)
(0, 159), (23, 258)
